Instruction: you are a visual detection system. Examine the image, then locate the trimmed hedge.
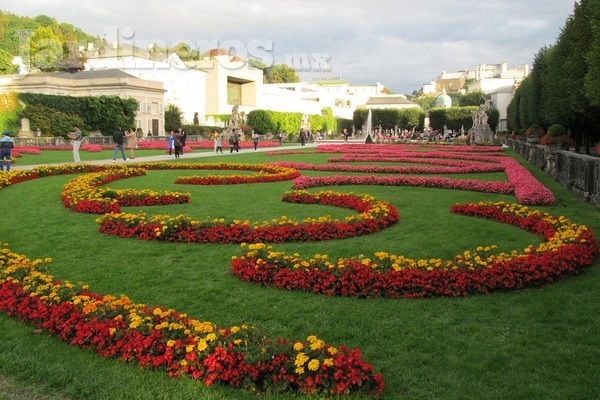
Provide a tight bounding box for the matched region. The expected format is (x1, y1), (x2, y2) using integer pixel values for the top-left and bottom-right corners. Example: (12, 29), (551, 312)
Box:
(19, 93), (137, 135)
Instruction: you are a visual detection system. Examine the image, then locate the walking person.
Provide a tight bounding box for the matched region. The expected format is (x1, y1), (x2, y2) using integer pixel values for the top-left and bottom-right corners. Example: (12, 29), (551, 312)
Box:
(112, 126), (127, 162)
(299, 129), (306, 146)
(234, 133), (241, 152)
(178, 128), (187, 155)
(214, 131), (223, 153)
(125, 128), (136, 159)
(229, 134), (235, 153)
(0, 130), (14, 172)
(252, 131), (259, 151)
(174, 132), (182, 158)
(167, 131), (175, 157)
(67, 124), (84, 162)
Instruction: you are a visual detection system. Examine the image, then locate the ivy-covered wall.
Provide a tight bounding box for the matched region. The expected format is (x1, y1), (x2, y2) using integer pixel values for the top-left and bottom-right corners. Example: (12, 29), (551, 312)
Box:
(0, 92), (23, 134)
(19, 93), (138, 136)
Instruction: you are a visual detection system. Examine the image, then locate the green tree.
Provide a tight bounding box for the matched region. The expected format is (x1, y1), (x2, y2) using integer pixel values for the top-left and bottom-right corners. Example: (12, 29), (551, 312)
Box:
(428, 108), (446, 132)
(444, 106), (476, 132)
(0, 48), (17, 74)
(487, 107), (500, 132)
(584, 0), (600, 107)
(263, 64), (300, 83)
(457, 91), (490, 107)
(170, 42), (200, 61)
(409, 95), (436, 111)
(164, 104), (183, 132)
(25, 26), (62, 72)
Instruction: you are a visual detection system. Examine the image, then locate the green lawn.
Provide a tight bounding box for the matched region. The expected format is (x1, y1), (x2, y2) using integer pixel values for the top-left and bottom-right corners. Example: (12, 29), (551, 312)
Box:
(0, 148), (598, 400)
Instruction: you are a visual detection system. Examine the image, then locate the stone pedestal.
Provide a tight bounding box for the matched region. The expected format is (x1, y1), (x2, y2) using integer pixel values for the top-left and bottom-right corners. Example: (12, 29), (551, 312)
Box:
(469, 125), (494, 144)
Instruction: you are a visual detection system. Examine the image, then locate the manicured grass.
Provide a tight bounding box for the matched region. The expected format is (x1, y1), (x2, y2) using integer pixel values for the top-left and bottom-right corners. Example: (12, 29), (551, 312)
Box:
(14, 149), (204, 165)
(0, 148), (598, 400)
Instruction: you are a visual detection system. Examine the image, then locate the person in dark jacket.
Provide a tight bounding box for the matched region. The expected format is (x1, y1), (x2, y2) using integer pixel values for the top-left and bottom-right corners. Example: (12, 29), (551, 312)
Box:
(0, 130), (14, 172)
(112, 126), (127, 162)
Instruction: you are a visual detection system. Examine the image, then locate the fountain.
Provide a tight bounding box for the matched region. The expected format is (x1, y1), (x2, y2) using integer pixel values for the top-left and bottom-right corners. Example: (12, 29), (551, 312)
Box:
(364, 109), (373, 143)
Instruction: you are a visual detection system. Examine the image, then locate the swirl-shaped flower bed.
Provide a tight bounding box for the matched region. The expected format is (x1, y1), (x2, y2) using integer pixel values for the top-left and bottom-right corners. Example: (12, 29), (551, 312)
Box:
(96, 190), (399, 243)
(0, 246), (383, 396)
(231, 202), (597, 298)
(61, 166), (191, 214)
(292, 174), (515, 195)
(173, 163), (300, 185)
(268, 160), (504, 174)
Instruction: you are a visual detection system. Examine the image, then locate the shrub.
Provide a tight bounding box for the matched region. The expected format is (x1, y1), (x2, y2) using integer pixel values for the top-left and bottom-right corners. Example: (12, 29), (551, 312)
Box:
(22, 104), (84, 138)
(547, 123), (567, 137)
(525, 124), (545, 137)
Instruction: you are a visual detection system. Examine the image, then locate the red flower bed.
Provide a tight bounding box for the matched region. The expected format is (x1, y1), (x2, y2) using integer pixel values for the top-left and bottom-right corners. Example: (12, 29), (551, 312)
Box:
(97, 190), (399, 244)
(231, 202), (597, 298)
(173, 163), (300, 185)
(0, 247), (383, 397)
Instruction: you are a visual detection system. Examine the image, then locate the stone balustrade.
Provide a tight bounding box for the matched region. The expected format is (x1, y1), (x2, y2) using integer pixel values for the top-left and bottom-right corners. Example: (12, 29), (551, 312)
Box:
(503, 138), (600, 207)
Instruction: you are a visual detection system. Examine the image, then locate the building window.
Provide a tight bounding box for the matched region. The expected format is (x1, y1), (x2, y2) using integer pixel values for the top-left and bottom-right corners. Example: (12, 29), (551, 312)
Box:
(227, 81), (242, 105)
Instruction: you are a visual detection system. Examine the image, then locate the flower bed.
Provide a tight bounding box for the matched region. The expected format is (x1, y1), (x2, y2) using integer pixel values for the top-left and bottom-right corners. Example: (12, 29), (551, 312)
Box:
(61, 166), (191, 214)
(269, 160), (504, 174)
(96, 190), (399, 243)
(291, 174), (514, 195)
(0, 246), (383, 397)
(173, 163), (300, 185)
(231, 202), (597, 298)
(60, 163), (300, 213)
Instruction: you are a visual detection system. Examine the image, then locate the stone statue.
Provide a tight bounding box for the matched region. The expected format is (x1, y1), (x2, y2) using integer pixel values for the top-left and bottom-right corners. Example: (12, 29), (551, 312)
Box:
(468, 99), (494, 144)
(229, 105), (240, 128)
(300, 113), (310, 131)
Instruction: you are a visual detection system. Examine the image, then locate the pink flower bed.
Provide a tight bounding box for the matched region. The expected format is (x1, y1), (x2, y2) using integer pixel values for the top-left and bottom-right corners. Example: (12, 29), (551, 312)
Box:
(269, 161), (504, 174)
(292, 175), (514, 195)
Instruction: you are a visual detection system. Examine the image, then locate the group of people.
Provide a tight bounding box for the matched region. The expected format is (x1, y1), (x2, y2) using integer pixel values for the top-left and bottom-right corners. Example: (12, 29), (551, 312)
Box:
(66, 125), (140, 163)
(112, 126), (138, 162)
(167, 128), (187, 158)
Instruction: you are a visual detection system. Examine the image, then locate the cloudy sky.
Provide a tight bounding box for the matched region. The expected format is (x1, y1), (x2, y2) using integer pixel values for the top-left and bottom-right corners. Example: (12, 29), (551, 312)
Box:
(4, 0), (575, 94)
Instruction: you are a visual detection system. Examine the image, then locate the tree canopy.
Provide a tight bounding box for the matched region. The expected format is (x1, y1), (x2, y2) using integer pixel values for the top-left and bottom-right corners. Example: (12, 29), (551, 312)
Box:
(0, 11), (95, 73)
(507, 0), (600, 152)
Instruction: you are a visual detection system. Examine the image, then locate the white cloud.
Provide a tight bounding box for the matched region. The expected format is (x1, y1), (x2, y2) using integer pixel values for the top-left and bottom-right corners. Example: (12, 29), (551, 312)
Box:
(3, 0), (576, 93)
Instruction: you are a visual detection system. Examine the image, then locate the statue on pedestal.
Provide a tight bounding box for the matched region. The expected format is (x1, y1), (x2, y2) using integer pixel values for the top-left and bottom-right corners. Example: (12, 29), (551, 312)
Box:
(468, 99), (494, 144)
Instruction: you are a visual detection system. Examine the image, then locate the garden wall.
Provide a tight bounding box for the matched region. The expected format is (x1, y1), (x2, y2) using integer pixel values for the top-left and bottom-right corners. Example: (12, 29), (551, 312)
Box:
(503, 139), (600, 207)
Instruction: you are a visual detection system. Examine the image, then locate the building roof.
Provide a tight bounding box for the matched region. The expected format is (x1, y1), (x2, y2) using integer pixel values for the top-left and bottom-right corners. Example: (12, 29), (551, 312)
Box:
(202, 48), (246, 62)
(43, 69), (138, 80)
(365, 95), (414, 106)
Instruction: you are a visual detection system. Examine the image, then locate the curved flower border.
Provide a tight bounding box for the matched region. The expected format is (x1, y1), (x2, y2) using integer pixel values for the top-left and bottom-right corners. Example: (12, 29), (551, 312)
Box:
(60, 163), (300, 214)
(231, 202), (597, 298)
(96, 190), (399, 243)
(173, 163), (300, 185)
(0, 246), (383, 396)
(0, 162), (384, 397)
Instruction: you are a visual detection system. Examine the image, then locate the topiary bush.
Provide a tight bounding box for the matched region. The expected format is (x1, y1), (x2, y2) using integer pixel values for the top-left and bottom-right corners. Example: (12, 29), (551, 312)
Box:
(547, 123), (567, 137)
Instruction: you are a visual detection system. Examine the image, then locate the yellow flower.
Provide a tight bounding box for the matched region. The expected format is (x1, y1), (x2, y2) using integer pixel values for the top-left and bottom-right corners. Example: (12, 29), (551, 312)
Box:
(293, 342), (304, 351)
(166, 340), (176, 347)
(197, 340), (208, 352)
(307, 359), (320, 371)
(295, 367), (305, 375)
